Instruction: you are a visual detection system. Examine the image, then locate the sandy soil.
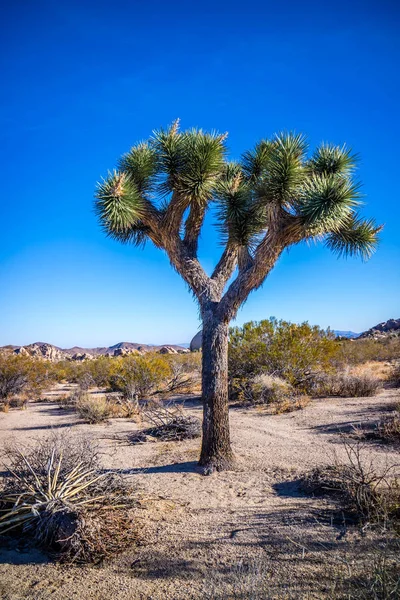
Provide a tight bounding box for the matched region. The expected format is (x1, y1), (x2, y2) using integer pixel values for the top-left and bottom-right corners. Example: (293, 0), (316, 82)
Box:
(0, 387), (399, 599)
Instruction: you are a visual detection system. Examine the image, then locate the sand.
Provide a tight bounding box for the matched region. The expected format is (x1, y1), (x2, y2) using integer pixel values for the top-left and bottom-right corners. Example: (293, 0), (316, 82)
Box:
(0, 387), (399, 599)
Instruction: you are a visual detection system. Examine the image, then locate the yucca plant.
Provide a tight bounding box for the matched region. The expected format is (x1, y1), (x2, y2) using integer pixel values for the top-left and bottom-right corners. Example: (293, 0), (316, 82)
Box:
(0, 449), (106, 540)
(95, 121), (380, 472)
(0, 434), (139, 562)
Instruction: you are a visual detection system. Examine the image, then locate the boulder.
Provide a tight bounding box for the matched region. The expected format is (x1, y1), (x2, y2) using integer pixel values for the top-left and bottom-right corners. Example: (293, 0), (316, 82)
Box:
(159, 346), (178, 354)
(13, 347), (30, 357)
(190, 331), (202, 352)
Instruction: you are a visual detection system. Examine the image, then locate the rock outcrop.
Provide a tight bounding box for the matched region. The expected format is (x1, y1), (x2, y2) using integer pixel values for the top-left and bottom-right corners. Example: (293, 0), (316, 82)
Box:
(14, 343), (64, 362)
(159, 346), (178, 354)
(359, 319), (400, 339)
(7, 340), (190, 361)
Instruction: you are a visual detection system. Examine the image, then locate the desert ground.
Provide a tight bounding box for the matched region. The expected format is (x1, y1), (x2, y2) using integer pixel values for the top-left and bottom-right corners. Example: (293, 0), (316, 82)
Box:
(0, 386), (399, 599)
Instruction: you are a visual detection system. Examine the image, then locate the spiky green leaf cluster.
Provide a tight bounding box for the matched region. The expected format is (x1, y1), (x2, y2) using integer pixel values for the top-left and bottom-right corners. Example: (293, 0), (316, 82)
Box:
(325, 215), (382, 260)
(215, 163), (265, 249)
(118, 142), (158, 193)
(95, 124), (380, 262)
(298, 175), (362, 234)
(307, 143), (357, 176)
(242, 140), (274, 181)
(253, 133), (308, 207)
(95, 171), (144, 240)
(152, 122), (226, 203)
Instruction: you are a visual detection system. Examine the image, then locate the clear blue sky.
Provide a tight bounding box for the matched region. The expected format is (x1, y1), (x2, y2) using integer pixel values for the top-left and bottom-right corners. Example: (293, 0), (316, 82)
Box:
(1, 0), (399, 348)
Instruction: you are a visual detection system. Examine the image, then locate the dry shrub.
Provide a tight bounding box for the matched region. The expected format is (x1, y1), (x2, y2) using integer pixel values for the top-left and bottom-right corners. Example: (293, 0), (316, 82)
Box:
(8, 396), (28, 409)
(105, 393), (141, 419)
(302, 440), (400, 529)
(60, 387), (140, 422)
(231, 374), (310, 413)
(76, 393), (111, 423)
(58, 386), (83, 408)
(366, 404), (400, 446)
(76, 372), (96, 391)
(374, 415), (400, 445)
(164, 361), (199, 395)
(390, 364), (400, 388)
(231, 374), (293, 404)
(131, 401), (201, 443)
(348, 360), (393, 381)
(308, 372), (381, 398)
(163, 354), (202, 396)
(0, 434), (137, 563)
(271, 395), (310, 414)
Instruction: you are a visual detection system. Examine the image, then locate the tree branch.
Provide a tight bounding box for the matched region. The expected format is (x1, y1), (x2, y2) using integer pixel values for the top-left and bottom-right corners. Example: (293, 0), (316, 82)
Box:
(217, 233), (284, 323)
(162, 192), (189, 237)
(183, 203), (206, 256)
(216, 211), (307, 322)
(210, 245), (238, 294)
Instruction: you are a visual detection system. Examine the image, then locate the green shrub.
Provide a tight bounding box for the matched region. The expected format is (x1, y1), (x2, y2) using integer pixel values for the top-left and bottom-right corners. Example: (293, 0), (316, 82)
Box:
(110, 354), (170, 400)
(337, 337), (400, 366)
(229, 318), (338, 388)
(0, 355), (54, 405)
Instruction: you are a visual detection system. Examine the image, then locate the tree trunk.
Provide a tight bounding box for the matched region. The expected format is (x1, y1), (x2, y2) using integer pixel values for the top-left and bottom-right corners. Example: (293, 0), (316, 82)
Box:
(199, 313), (235, 473)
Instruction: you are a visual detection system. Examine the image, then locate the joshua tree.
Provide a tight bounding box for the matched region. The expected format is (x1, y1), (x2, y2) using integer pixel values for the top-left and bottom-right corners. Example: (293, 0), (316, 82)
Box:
(95, 121), (380, 472)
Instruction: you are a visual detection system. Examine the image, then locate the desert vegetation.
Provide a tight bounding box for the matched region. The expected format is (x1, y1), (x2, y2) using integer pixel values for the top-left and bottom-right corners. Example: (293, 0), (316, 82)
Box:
(1, 322), (399, 598)
(0, 355), (56, 411)
(1, 319), (399, 423)
(0, 433), (137, 563)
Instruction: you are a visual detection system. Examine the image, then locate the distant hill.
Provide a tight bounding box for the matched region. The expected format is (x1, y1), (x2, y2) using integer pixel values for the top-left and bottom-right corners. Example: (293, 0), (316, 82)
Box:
(358, 318), (400, 339)
(333, 330), (359, 339)
(2, 341), (190, 361)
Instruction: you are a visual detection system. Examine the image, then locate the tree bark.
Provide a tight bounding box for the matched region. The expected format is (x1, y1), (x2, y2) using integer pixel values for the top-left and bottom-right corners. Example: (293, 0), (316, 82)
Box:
(199, 311), (235, 473)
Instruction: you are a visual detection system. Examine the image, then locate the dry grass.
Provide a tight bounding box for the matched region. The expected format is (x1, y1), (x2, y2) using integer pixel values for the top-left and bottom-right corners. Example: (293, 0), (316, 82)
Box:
(348, 361), (394, 381)
(271, 395), (310, 414)
(309, 372), (382, 398)
(76, 393), (111, 423)
(131, 401), (201, 443)
(0, 434), (138, 563)
(302, 439), (400, 529)
(365, 403), (400, 446)
(390, 364), (400, 388)
(203, 546), (400, 599)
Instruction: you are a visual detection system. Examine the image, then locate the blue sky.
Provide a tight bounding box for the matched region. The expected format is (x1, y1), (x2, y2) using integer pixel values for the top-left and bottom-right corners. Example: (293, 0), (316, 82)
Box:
(1, 0), (399, 347)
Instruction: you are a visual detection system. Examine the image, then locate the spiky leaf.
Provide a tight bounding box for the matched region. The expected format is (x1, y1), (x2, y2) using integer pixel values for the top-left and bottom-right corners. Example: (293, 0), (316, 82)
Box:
(215, 163), (266, 248)
(242, 140), (274, 181)
(95, 171), (145, 238)
(299, 174), (361, 233)
(253, 133), (308, 207)
(325, 215), (382, 260)
(118, 142), (158, 193)
(308, 144), (357, 176)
